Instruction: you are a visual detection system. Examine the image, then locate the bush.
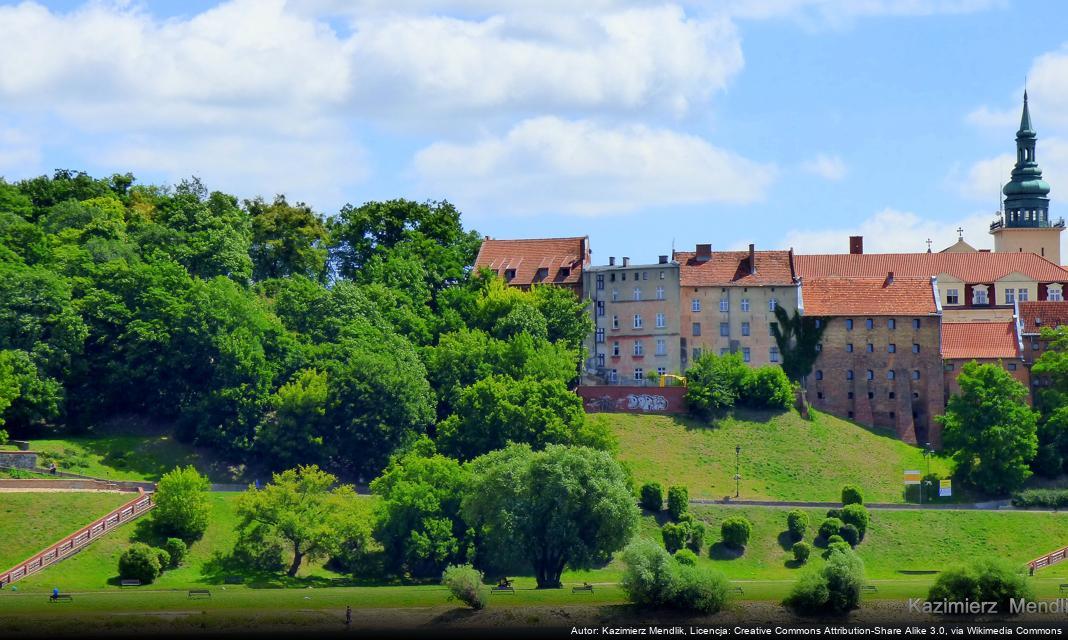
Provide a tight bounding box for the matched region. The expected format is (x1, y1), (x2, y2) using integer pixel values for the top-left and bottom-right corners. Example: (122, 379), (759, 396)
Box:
(841, 485), (864, 506)
(441, 564), (488, 610)
(838, 524), (860, 547)
(687, 520), (707, 554)
(792, 541), (811, 564)
(163, 538), (187, 568)
(928, 559), (1033, 614)
(153, 466), (211, 541)
(154, 547), (171, 571)
(785, 547), (865, 615)
(826, 535), (845, 546)
(818, 517), (843, 540)
(118, 543), (162, 584)
(823, 540), (853, 559)
(840, 504), (870, 540)
(720, 517), (752, 550)
(672, 564), (730, 614)
(667, 485), (689, 521)
(674, 548), (698, 566)
(1012, 489), (1068, 509)
(640, 482), (664, 512)
(743, 366), (793, 409)
(685, 352), (750, 418)
(662, 522), (688, 553)
(786, 510), (808, 541)
(826, 508), (842, 520)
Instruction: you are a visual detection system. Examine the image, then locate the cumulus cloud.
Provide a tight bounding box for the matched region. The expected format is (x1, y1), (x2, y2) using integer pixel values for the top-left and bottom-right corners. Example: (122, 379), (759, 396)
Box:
(801, 154), (847, 181)
(413, 116), (777, 216)
(782, 208), (996, 254)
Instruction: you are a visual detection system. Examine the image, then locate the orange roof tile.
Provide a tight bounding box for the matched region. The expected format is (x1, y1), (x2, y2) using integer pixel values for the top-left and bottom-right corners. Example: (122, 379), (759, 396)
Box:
(795, 252), (1068, 283)
(1019, 301), (1068, 334)
(941, 322), (1019, 360)
(675, 250), (795, 287)
(473, 237), (589, 287)
(801, 276), (938, 316)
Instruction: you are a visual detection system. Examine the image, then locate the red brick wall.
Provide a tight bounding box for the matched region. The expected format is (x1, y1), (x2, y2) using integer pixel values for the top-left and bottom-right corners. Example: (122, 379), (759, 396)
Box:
(577, 385), (687, 414)
(944, 358), (1031, 404)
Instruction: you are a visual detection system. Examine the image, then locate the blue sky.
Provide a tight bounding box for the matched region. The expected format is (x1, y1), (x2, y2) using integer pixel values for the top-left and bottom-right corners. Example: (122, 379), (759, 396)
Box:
(2, 1), (1067, 263)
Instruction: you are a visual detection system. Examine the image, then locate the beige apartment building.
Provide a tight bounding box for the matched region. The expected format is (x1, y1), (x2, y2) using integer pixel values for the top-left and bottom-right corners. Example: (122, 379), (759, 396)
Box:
(582, 255), (681, 385)
(673, 244), (800, 369)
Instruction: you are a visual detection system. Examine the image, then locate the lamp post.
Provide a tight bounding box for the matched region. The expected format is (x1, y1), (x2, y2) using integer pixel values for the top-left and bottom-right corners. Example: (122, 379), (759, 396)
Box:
(922, 443), (933, 504)
(734, 445), (741, 498)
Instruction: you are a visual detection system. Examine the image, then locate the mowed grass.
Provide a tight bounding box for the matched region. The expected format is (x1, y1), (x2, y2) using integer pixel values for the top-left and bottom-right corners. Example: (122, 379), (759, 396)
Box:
(608, 409), (952, 502)
(0, 492), (132, 569)
(15, 493), (375, 592)
(27, 434), (236, 483)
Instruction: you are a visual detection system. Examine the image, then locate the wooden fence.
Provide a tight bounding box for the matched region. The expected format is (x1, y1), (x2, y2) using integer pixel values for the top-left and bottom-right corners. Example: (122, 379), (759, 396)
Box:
(1029, 545), (1068, 573)
(0, 489), (153, 588)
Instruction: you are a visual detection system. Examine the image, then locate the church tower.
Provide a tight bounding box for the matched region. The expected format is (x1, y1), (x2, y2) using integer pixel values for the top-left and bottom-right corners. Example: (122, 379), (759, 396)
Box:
(991, 91), (1062, 263)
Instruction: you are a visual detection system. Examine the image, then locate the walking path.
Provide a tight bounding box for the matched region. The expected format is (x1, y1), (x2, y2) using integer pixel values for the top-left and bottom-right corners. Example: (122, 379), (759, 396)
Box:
(691, 497), (1017, 511)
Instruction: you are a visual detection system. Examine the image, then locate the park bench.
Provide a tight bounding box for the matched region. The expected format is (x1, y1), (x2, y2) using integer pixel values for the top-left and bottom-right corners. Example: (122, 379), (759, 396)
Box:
(572, 584), (594, 594)
(188, 589), (211, 599)
(120, 579), (141, 587)
(1060, 584), (1068, 594)
(49, 595), (73, 603)
(861, 585), (878, 593)
(223, 576), (242, 585)
(730, 586), (744, 596)
(491, 586), (515, 594)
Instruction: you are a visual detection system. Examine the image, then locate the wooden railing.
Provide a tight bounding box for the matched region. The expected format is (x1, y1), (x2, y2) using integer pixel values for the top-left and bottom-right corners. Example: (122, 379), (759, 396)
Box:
(0, 489), (153, 588)
(1029, 545), (1068, 573)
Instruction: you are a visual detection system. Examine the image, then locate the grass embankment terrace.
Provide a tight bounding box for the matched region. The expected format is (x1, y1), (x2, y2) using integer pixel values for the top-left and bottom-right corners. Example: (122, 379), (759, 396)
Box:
(24, 434), (227, 482)
(610, 409), (953, 502)
(0, 492), (132, 570)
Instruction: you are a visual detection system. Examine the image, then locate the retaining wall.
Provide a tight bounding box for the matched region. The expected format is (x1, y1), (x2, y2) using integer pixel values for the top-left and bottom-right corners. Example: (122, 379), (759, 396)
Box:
(0, 451), (38, 469)
(577, 385), (688, 414)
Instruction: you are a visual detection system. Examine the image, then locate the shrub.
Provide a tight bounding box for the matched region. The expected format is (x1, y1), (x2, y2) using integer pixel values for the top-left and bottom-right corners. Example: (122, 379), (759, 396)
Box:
(1011, 489), (1068, 509)
(640, 482), (664, 512)
(786, 510), (808, 541)
(792, 541), (811, 564)
(672, 564), (730, 614)
(823, 540), (853, 559)
(838, 524), (860, 548)
(662, 522), (689, 553)
(784, 547), (865, 615)
(441, 564), (488, 610)
(928, 559), (1033, 614)
(118, 543), (162, 584)
(721, 517), (752, 550)
(620, 540), (678, 608)
(826, 535), (845, 546)
(841, 485), (864, 506)
(840, 504), (870, 540)
(154, 547), (171, 571)
(743, 366), (793, 409)
(686, 352), (750, 418)
(674, 548), (698, 566)
(667, 485), (689, 521)
(153, 466), (211, 541)
(687, 520), (707, 554)
(163, 538), (187, 568)
(826, 508), (842, 520)
(818, 517), (843, 540)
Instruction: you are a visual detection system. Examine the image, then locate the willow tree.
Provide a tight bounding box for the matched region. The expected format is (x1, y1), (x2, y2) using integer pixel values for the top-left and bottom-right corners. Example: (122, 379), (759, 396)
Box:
(770, 306), (827, 386)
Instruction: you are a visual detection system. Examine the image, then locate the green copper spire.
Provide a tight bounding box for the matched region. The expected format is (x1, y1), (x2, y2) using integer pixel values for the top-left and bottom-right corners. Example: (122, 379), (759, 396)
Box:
(1001, 90), (1052, 228)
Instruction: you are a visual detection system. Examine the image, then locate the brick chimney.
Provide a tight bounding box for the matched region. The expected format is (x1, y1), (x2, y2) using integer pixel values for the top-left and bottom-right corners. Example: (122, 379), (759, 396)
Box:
(658, 255), (668, 264)
(622, 257), (630, 267)
(609, 256), (616, 266)
(696, 244), (712, 262)
(849, 236), (864, 255)
(885, 271), (894, 286)
(748, 243), (756, 275)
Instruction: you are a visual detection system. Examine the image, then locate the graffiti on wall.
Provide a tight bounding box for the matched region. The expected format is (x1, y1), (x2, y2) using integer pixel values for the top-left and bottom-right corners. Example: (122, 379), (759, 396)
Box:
(578, 386), (685, 413)
(626, 394), (668, 412)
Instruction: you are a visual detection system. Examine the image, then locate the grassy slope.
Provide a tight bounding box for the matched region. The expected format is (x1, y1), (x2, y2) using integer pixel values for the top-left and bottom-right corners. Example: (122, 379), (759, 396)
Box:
(27, 435), (233, 483)
(608, 409), (953, 502)
(0, 492), (132, 569)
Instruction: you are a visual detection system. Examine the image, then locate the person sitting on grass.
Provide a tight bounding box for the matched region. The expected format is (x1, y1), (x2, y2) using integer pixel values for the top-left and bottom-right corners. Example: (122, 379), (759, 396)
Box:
(51, 587), (59, 602)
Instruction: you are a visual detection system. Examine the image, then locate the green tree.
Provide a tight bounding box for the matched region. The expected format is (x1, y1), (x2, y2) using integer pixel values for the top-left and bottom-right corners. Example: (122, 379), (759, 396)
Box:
(928, 558), (1033, 614)
(0, 212), (49, 265)
(255, 369), (330, 470)
(371, 440), (472, 577)
(436, 375), (590, 460)
(685, 352), (750, 418)
(153, 466), (211, 541)
(246, 195), (328, 282)
(1031, 326), (1068, 476)
(938, 362), (1038, 495)
(464, 444), (638, 588)
(236, 465), (365, 577)
(771, 307), (827, 385)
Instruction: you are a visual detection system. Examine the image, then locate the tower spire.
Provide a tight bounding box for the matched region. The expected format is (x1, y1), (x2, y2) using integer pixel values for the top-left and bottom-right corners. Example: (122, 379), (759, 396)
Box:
(1019, 88), (1034, 136)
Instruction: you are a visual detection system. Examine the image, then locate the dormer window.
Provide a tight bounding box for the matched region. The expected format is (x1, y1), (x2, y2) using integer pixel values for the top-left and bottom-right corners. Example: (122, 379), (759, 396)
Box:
(505, 269), (516, 281)
(560, 267), (571, 278)
(536, 267), (549, 281)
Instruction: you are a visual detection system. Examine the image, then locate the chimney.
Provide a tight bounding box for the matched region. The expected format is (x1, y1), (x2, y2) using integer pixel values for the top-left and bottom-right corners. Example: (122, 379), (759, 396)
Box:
(849, 236), (864, 255)
(622, 257), (630, 267)
(609, 256), (616, 266)
(658, 255), (668, 264)
(696, 243), (712, 262)
(748, 244), (756, 275)
(885, 271), (894, 286)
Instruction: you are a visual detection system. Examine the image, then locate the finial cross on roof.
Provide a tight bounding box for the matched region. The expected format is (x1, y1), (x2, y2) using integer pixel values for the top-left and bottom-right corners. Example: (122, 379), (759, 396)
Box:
(957, 227), (964, 239)
(925, 239), (933, 251)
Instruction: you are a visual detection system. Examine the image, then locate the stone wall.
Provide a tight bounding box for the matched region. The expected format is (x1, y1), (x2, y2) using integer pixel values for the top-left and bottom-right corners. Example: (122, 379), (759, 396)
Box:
(0, 451), (38, 469)
(577, 385), (687, 414)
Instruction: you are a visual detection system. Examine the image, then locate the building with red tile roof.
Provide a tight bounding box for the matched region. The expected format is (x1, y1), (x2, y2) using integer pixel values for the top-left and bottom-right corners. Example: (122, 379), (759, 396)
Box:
(473, 236), (590, 293)
(940, 320), (1028, 405)
(801, 276), (940, 317)
(1017, 301), (1068, 396)
(674, 244), (796, 287)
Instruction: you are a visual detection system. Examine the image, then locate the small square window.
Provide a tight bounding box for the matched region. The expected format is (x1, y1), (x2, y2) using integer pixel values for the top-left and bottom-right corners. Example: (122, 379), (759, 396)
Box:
(848, 411), (854, 418)
(889, 411), (896, 419)
(944, 363), (954, 371)
(846, 370), (854, 381)
(741, 322), (751, 336)
(720, 323), (730, 337)
(866, 318), (874, 330)
(913, 319), (921, 329)
(692, 322), (702, 337)
(817, 391), (824, 399)
(912, 370), (921, 380)
(1008, 363), (1018, 371)
(888, 318), (896, 330)
(848, 392), (854, 399)
(912, 344), (920, 353)
(867, 391), (874, 399)
(888, 344), (896, 353)
(866, 343), (874, 353)
(815, 370), (824, 380)
(845, 319), (854, 331)
(846, 343), (854, 353)
(889, 392), (896, 399)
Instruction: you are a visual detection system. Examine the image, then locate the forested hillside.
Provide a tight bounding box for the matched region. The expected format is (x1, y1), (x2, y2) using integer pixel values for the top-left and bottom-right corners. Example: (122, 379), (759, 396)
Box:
(0, 170), (593, 478)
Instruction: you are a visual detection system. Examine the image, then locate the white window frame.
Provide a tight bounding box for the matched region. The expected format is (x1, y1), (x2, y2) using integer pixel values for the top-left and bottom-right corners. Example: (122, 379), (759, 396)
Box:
(633, 314), (643, 329)
(742, 347), (751, 363)
(692, 298), (701, 312)
(633, 341), (644, 356)
(656, 338), (666, 355)
(655, 312), (666, 328)
(656, 286), (665, 301)
(946, 288), (959, 304)
(633, 287), (642, 301)
(741, 299), (750, 312)
(768, 298), (777, 311)
(719, 299), (729, 312)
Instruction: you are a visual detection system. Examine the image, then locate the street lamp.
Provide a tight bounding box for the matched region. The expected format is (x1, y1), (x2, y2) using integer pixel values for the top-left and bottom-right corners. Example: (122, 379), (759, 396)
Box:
(734, 445), (741, 498)
(921, 443), (933, 504)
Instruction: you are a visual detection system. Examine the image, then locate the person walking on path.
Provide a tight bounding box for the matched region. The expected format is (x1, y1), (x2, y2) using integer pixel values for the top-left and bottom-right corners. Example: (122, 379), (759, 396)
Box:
(345, 605), (352, 628)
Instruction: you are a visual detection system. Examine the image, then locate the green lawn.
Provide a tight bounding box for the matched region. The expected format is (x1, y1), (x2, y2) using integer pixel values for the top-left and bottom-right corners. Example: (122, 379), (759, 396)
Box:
(26, 435), (237, 483)
(0, 492), (132, 569)
(608, 409), (953, 502)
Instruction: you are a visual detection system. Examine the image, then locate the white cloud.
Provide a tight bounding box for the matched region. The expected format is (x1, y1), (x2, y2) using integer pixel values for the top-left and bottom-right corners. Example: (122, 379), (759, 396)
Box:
(782, 208), (996, 254)
(801, 154), (846, 181)
(0, 127), (42, 176)
(413, 116), (777, 216)
(958, 138), (1068, 205)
